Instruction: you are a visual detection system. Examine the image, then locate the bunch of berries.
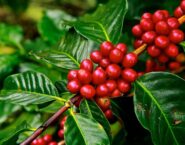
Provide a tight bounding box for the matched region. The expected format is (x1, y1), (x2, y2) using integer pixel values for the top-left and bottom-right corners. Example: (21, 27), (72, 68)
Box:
(31, 116), (67, 145)
(174, 0), (185, 18)
(132, 9), (184, 69)
(31, 134), (57, 145)
(67, 41), (139, 119)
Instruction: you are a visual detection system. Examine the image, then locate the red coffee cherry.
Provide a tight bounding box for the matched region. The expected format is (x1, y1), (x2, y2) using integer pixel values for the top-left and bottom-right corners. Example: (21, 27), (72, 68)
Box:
(104, 109), (113, 120)
(60, 116), (67, 128)
(147, 45), (161, 57)
(106, 79), (117, 92)
(133, 39), (144, 49)
(106, 64), (121, 79)
(96, 97), (111, 111)
(96, 84), (109, 97)
(168, 61), (181, 70)
(80, 85), (96, 99)
(31, 139), (38, 145)
(180, 0), (185, 12)
(92, 68), (106, 85)
(48, 142), (58, 145)
(67, 79), (81, 93)
(155, 36), (169, 49)
(154, 63), (166, 71)
(141, 12), (153, 20)
(169, 29), (184, 44)
(37, 138), (46, 145)
(122, 52), (138, 68)
(142, 31), (156, 44)
(117, 79), (131, 93)
(132, 24), (143, 37)
(145, 59), (155, 72)
(99, 58), (110, 68)
(152, 10), (166, 23)
(158, 54), (169, 63)
(161, 10), (170, 19)
(115, 43), (127, 55)
(174, 6), (184, 18)
(80, 59), (93, 72)
(122, 68), (138, 82)
(155, 21), (169, 35)
(111, 89), (122, 98)
(67, 70), (78, 81)
(77, 69), (92, 84)
(167, 17), (180, 29)
(43, 134), (52, 143)
(90, 50), (102, 64)
(138, 72), (145, 77)
(140, 19), (154, 31)
(100, 41), (114, 57)
(58, 129), (64, 138)
(109, 49), (124, 63)
(165, 44), (179, 58)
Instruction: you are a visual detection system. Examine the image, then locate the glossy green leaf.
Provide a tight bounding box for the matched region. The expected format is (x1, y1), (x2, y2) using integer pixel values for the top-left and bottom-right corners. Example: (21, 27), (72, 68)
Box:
(72, 0), (128, 44)
(0, 55), (19, 79)
(38, 10), (75, 44)
(0, 71), (65, 107)
(0, 23), (23, 47)
(0, 121), (31, 145)
(134, 72), (185, 145)
(19, 63), (62, 83)
(31, 30), (95, 70)
(80, 99), (112, 142)
(64, 112), (110, 145)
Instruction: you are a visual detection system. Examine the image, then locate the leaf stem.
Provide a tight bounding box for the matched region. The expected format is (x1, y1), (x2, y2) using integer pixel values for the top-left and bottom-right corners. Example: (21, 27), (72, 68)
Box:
(20, 95), (81, 145)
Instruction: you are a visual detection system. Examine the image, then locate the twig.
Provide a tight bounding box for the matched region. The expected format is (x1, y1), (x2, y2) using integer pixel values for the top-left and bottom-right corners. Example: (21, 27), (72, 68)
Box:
(20, 95), (81, 145)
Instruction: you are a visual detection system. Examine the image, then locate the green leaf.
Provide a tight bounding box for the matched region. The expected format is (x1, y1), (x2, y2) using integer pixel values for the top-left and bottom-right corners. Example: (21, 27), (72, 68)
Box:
(134, 72), (185, 145)
(64, 112), (110, 145)
(0, 55), (19, 79)
(80, 99), (112, 142)
(72, 0), (128, 44)
(31, 30), (95, 70)
(0, 23), (23, 47)
(0, 121), (31, 145)
(0, 102), (20, 125)
(0, 71), (65, 107)
(179, 41), (185, 52)
(19, 62), (62, 83)
(38, 10), (75, 44)
(24, 38), (51, 53)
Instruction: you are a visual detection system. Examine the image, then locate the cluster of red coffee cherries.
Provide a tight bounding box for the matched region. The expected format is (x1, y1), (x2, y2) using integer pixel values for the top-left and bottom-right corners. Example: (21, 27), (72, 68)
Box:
(132, 8), (184, 71)
(30, 134), (57, 145)
(67, 41), (139, 119)
(67, 41), (138, 99)
(31, 116), (67, 145)
(174, 0), (185, 18)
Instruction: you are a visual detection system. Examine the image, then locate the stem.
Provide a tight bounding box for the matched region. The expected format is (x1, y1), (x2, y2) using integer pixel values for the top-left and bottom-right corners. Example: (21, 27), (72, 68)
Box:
(133, 43), (147, 55)
(20, 95), (81, 145)
(178, 15), (185, 24)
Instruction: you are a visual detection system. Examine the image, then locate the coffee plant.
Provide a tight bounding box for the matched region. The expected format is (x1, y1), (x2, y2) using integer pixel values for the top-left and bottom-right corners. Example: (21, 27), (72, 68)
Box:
(0, 0), (185, 145)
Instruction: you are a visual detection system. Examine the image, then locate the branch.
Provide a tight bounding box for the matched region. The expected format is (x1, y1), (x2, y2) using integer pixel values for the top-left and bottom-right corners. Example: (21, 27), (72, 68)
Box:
(20, 95), (81, 145)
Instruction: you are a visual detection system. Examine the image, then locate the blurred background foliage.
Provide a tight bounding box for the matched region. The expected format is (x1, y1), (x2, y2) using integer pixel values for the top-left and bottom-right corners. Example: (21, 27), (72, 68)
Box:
(0, 0), (182, 145)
